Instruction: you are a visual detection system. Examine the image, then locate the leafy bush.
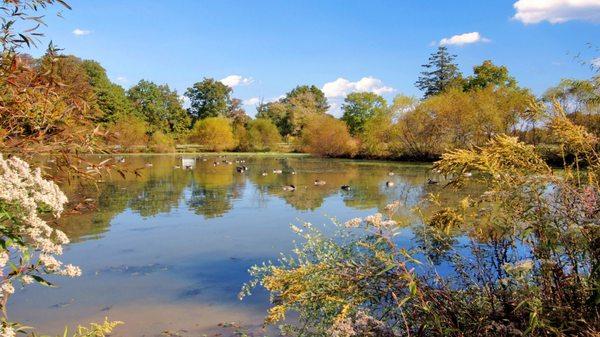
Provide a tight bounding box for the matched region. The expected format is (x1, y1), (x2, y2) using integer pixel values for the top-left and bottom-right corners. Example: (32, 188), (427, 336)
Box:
(243, 109), (600, 336)
(108, 115), (148, 151)
(297, 114), (358, 157)
(189, 116), (235, 151)
(147, 131), (175, 153)
(247, 118), (282, 151)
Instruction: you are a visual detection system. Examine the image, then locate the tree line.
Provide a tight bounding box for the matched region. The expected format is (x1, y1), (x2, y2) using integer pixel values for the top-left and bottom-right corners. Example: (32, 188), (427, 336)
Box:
(11, 45), (598, 161)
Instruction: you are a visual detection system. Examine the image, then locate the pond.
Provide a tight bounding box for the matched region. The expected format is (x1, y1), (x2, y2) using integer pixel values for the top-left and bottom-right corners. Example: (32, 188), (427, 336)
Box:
(10, 154), (475, 336)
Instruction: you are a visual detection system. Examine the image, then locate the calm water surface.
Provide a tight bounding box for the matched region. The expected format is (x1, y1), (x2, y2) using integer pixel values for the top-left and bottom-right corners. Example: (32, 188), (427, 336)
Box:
(11, 155), (474, 336)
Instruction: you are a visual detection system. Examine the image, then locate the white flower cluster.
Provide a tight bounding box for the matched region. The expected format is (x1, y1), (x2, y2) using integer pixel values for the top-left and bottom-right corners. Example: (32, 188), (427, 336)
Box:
(0, 325), (15, 337)
(0, 155), (80, 293)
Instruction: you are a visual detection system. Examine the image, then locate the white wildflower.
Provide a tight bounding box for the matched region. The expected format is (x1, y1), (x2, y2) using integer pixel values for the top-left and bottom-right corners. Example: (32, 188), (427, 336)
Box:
(1, 282), (14, 295)
(0, 325), (15, 337)
(343, 218), (362, 228)
(290, 225), (303, 234)
(21, 275), (34, 285)
(59, 264), (82, 277)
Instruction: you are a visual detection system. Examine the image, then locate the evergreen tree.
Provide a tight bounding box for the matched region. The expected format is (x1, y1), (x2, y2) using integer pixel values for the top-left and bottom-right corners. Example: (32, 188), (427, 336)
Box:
(415, 46), (462, 98)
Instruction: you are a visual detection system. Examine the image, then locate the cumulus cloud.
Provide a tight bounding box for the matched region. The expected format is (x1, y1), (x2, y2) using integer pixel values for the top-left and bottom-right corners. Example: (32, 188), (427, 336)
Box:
(321, 77), (395, 99)
(243, 97), (261, 106)
(72, 28), (91, 36)
(513, 0), (600, 24)
(220, 75), (254, 87)
(439, 32), (490, 46)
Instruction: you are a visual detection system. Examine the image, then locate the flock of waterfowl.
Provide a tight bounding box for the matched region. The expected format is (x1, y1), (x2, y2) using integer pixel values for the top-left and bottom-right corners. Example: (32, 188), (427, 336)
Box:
(125, 156), (445, 192)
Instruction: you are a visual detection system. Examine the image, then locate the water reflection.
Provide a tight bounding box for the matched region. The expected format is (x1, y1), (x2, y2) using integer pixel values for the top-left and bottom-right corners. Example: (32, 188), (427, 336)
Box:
(12, 155), (476, 336)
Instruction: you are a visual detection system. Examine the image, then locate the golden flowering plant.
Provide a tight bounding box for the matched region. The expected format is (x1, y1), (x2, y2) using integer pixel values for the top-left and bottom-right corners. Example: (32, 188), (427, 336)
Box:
(242, 112), (599, 336)
(0, 155), (80, 335)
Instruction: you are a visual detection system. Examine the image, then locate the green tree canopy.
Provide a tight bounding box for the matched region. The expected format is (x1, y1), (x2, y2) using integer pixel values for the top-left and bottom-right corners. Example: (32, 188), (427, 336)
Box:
(415, 46), (463, 98)
(185, 78), (232, 121)
(283, 85), (329, 113)
(341, 92), (388, 135)
(256, 101), (291, 136)
(464, 60), (517, 91)
(127, 80), (190, 134)
(82, 60), (136, 123)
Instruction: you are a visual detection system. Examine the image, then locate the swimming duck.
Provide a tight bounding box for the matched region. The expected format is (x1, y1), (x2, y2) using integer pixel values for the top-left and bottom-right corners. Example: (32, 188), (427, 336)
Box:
(388, 172), (395, 176)
(236, 166), (246, 173)
(427, 179), (438, 185)
(144, 163), (153, 167)
(314, 180), (326, 186)
(282, 185), (296, 191)
(273, 169), (283, 174)
(261, 172), (268, 176)
(386, 181), (395, 187)
(341, 185), (351, 191)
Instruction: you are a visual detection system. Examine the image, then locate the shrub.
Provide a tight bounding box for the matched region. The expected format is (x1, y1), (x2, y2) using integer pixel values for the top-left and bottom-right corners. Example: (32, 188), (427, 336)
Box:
(243, 110), (600, 336)
(297, 115), (357, 157)
(147, 131), (175, 153)
(189, 117), (235, 151)
(109, 115), (148, 151)
(247, 118), (282, 151)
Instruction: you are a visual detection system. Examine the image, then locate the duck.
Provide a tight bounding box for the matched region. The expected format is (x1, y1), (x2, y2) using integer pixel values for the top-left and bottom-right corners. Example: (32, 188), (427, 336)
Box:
(261, 172), (268, 176)
(236, 166), (246, 173)
(291, 171), (296, 175)
(341, 185), (351, 191)
(314, 180), (326, 186)
(144, 163), (153, 167)
(273, 169), (283, 174)
(386, 181), (395, 187)
(388, 172), (395, 176)
(282, 185), (296, 191)
(463, 172), (473, 177)
(427, 178), (439, 185)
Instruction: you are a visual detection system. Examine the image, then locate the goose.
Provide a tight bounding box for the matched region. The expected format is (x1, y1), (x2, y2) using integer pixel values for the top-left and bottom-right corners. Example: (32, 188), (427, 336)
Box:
(427, 179), (438, 185)
(386, 181), (395, 187)
(314, 180), (326, 186)
(282, 185), (296, 191)
(341, 185), (351, 191)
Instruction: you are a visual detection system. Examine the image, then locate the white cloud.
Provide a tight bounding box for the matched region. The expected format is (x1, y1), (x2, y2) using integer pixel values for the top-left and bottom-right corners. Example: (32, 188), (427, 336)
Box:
(321, 76), (395, 99)
(513, 0), (600, 24)
(114, 76), (128, 84)
(243, 97), (261, 106)
(72, 28), (91, 36)
(220, 75), (254, 88)
(439, 32), (490, 46)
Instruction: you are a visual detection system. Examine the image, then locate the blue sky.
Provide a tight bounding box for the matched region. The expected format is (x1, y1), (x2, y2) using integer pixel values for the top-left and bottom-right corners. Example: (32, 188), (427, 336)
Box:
(31, 0), (600, 116)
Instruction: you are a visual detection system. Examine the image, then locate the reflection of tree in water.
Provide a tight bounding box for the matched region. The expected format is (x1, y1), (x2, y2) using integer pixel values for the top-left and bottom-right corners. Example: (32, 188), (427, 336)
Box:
(128, 158), (190, 217)
(186, 160), (245, 218)
(52, 155), (477, 242)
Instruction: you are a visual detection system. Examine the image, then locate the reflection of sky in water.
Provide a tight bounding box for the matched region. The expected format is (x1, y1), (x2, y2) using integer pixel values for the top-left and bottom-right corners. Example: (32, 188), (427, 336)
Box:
(11, 155), (477, 336)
